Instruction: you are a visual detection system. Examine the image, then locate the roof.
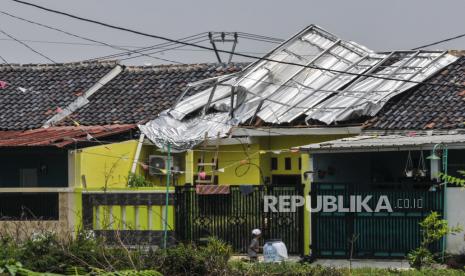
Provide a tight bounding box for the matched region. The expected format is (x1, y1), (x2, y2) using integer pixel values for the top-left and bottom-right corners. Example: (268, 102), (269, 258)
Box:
(367, 56), (465, 130)
(170, 26), (455, 126)
(140, 25), (456, 151)
(0, 61), (117, 130)
(66, 63), (247, 125)
(0, 124), (135, 147)
(0, 61), (244, 131)
(299, 134), (465, 153)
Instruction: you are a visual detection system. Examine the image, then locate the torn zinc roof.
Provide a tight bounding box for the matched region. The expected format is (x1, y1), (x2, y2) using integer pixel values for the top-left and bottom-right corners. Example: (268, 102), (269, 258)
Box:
(140, 25), (457, 151)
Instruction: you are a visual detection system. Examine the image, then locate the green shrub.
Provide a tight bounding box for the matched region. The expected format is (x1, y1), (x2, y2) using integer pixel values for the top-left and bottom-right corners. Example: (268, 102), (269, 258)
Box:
(202, 237), (233, 275)
(407, 247), (435, 270)
(20, 232), (67, 273)
(147, 237), (232, 276)
(0, 237), (19, 261)
(127, 172), (152, 188)
(407, 212), (462, 269)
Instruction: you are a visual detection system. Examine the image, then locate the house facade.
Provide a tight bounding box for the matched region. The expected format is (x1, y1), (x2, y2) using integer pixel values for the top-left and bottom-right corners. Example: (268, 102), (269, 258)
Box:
(300, 56), (465, 258)
(0, 62), (244, 246)
(0, 24), (463, 258)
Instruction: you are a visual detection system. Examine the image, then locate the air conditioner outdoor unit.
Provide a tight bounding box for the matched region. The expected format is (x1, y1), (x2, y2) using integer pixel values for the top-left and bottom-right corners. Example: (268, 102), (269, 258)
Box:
(148, 155), (180, 175)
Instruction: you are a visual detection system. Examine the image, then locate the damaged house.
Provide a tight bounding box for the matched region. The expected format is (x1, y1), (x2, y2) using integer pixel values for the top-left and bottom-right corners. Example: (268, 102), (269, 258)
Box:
(139, 25), (460, 256)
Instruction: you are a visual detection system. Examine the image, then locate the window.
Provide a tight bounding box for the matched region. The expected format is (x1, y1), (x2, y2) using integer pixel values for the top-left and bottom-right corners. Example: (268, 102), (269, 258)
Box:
(298, 158), (302, 170)
(285, 157), (292, 170)
(20, 168), (38, 187)
(271, 157), (278, 170)
(0, 193), (59, 220)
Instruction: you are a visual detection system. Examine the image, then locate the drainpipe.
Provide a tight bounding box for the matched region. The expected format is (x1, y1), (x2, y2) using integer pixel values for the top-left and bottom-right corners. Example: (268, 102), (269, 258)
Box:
(163, 142), (171, 248)
(130, 134), (145, 175)
(442, 146), (448, 262)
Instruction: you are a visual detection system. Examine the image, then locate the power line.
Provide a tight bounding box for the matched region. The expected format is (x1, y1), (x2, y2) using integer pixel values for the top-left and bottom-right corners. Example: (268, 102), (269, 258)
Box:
(11, 0), (465, 90)
(0, 9), (183, 64)
(412, 33), (465, 50)
(0, 37), (145, 48)
(94, 32), (282, 61)
(0, 28), (56, 63)
(93, 35), (210, 62)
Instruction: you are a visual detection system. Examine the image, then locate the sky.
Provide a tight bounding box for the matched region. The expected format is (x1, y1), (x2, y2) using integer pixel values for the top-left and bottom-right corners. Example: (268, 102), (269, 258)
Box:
(1, 0), (465, 65)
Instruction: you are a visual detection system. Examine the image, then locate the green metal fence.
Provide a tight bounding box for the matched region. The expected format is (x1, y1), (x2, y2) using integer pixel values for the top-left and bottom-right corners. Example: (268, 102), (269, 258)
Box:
(175, 184), (304, 254)
(311, 182), (444, 258)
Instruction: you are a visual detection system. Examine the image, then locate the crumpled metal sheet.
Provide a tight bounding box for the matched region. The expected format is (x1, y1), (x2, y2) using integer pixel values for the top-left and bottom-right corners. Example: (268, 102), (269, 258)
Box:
(139, 25), (457, 151)
(306, 51), (457, 124)
(139, 112), (233, 151)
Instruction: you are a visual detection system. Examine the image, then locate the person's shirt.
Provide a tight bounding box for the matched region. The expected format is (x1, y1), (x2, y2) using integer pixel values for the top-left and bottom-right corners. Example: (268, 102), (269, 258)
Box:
(248, 237), (259, 258)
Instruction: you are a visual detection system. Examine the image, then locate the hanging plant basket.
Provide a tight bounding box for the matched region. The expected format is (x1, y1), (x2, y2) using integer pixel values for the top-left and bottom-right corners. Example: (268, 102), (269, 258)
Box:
(404, 151), (414, 178)
(416, 151), (428, 178)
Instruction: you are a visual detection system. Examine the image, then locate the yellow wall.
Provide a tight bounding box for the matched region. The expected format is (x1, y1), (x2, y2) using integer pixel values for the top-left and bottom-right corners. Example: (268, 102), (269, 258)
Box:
(186, 135), (347, 186)
(76, 140), (138, 189)
(74, 134), (350, 189)
(75, 140), (182, 189)
(93, 203), (174, 231)
(192, 143), (262, 185)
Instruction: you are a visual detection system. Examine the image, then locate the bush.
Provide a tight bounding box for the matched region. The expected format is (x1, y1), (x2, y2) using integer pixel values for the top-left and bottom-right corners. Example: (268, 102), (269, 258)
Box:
(127, 172), (152, 188)
(407, 212), (462, 269)
(150, 237), (232, 276)
(407, 247), (435, 270)
(20, 232), (67, 273)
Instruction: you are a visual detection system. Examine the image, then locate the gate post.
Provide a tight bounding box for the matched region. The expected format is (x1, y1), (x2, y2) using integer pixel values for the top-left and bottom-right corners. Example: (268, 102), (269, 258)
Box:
(301, 152), (312, 256)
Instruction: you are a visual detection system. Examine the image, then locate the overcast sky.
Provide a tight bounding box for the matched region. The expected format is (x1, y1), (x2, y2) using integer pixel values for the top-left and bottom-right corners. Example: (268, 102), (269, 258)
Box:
(1, 0), (465, 65)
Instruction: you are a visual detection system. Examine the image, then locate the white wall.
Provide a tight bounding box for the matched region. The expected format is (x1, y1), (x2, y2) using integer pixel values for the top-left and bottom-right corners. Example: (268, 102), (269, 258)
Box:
(446, 187), (465, 254)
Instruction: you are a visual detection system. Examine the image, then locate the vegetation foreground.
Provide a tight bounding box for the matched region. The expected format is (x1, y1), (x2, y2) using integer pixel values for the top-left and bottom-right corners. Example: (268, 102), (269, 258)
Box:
(1, 230), (465, 276)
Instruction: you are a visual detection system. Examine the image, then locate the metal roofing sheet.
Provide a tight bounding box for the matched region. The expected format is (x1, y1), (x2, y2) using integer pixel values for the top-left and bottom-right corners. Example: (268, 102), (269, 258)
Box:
(306, 51), (457, 124)
(300, 134), (465, 152)
(140, 25), (458, 151)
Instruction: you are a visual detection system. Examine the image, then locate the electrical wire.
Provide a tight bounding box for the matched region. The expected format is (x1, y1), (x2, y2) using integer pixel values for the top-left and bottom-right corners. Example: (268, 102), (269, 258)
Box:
(412, 33), (465, 50)
(10, 0), (465, 90)
(0, 37), (145, 48)
(86, 33), (209, 62)
(0, 9), (184, 64)
(117, 37), (212, 62)
(0, 28), (56, 63)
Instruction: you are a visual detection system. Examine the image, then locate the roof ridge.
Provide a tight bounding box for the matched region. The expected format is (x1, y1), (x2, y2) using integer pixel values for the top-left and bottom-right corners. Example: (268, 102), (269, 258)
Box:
(122, 62), (249, 72)
(0, 60), (119, 69)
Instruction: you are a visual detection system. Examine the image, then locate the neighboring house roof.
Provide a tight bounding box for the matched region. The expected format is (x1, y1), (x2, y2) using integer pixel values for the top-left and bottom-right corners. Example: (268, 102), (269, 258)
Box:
(299, 133), (465, 153)
(69, 63), (246, 125)
(0, 124), (135, 147)
(367, 56), (465, 130)
(0, 61), (118, 130)
(0, 62), (245, 131)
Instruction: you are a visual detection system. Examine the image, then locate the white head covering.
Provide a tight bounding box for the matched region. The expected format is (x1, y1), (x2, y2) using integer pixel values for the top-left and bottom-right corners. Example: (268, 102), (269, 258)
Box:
(252, 229), (261, 235)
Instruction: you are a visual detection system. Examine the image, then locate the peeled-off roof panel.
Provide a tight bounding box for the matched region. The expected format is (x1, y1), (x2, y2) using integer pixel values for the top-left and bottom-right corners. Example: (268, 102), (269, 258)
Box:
(223, 25), (381, 124)
(306, 51), (458, 124)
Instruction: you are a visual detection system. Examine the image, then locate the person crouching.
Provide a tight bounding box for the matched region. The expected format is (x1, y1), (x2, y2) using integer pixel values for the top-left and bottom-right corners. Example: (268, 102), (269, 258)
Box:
(248, 229), (262, 261)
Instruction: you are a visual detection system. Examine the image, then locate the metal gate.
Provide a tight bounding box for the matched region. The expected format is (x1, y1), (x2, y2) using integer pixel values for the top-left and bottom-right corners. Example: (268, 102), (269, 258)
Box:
(311, 182), (444, 258)
(175, 185), (304, 254)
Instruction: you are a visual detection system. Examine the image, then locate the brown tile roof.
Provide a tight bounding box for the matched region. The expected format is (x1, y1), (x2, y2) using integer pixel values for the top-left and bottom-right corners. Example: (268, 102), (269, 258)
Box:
(0, 61), (117, 130)
(0, 62), (246, 130)
(68, 63), (247, 125)
(367, 56), (465, 130)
